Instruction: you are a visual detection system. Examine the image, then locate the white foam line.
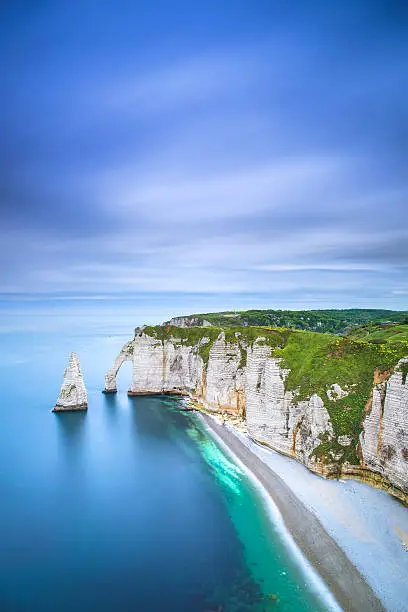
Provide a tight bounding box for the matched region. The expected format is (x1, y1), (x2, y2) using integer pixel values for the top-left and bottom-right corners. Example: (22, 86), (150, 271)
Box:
(200, 415), (342, 612)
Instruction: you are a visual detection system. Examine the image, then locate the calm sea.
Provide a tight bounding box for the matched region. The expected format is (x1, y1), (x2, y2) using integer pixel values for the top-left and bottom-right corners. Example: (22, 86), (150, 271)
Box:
(0, 298), (330, 611)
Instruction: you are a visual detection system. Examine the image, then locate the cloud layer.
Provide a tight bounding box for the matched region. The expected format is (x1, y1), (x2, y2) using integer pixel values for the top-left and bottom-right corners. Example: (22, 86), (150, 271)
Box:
(1, 0), (407, 308)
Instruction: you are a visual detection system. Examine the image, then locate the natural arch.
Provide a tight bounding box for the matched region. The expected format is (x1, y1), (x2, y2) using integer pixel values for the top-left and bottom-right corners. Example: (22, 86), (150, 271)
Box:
(104, 341), (134, 393)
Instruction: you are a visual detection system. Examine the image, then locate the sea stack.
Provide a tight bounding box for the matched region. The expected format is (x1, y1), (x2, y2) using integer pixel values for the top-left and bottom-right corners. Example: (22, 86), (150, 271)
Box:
(53, 352), (88, 412)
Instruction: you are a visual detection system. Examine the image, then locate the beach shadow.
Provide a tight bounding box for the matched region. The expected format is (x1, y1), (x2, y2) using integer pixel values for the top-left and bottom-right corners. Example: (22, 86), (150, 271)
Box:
(128, 395), (169, 441)
(128, 395), (194, 465)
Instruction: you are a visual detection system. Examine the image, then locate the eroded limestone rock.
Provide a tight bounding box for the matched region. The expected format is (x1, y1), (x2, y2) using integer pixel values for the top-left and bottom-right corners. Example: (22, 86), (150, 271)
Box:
(338, 435), (352, 447)
(360, 356), (408, 496)
(327, 383), (349, 401)
(104, 331), (408, 501)
(104, 340), (134, 393)
(54, 352), (87, 411)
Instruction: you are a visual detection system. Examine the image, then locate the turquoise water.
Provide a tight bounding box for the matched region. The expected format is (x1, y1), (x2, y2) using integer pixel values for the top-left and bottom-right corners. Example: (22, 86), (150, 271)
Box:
(0, 299), (329, 611)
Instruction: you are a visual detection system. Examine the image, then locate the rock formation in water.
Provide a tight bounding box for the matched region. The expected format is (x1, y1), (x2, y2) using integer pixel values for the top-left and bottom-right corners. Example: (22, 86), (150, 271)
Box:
(54, 352), (88, 411)
(359, 357), (408, 496)
(104, 326), (408, 503)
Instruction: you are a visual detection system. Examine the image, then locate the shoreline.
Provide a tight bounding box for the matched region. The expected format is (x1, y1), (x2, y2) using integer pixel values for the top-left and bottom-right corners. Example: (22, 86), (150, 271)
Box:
(201, 413), (385, 612)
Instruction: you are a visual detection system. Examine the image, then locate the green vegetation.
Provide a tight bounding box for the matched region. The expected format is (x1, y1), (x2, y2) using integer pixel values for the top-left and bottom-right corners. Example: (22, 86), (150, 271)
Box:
(274, 328), (408, 464)
(346, 321), (408, 344)
(142, 324), (289, 364)
(143, 318), (408, 468)
(398, 360), (408, 385)
(171, 308), (408, 334)
(277, 322), (408, 463)
(223, 326), (290, 349)
(141, 325), (221, 364)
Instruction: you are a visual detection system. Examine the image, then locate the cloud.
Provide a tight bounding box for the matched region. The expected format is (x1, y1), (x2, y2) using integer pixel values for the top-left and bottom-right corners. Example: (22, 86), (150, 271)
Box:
(252, 264), (381, 272)
(0, 2), (407, 309)
(93, 51), (264, 116)
(94, 155), (346, 221)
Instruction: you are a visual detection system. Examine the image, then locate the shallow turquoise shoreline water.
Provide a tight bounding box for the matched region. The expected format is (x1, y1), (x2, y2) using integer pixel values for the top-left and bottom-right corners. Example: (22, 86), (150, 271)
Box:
(183, 407), (328, 611)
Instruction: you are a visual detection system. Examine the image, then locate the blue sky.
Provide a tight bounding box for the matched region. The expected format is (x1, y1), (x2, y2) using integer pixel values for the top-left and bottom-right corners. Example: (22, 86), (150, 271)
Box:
(1, 0), (407, 311)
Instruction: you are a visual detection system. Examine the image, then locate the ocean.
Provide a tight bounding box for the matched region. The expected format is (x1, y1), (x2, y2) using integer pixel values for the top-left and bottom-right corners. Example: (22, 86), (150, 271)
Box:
(0, 298), (330, 611)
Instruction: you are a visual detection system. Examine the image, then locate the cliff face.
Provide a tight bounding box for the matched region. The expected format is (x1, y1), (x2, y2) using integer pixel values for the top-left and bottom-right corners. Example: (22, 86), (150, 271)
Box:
(245, 341), (334, 474)
(165, 316), (213, 328)
(54, 352), (88, 411)
(359, 357), (408, 497)
(105, 328), (408, 503)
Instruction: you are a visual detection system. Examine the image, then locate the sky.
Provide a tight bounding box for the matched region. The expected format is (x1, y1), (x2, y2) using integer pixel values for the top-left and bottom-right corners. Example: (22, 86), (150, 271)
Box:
(1, 0), (407, 314)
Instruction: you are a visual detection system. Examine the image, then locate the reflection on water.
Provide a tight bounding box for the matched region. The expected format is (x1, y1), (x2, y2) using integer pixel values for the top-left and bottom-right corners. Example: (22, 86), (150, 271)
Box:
(102, 392), (120, 426)
(54, 411), (88, 465)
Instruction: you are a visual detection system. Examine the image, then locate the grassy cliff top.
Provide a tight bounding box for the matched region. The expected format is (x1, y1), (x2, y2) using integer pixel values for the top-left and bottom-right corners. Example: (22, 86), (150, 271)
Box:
(141, 324), (291, 365)
(167, 308), (408, 334)
(142, 322), (408, 461)
(346, 321), (408, 344)
(141, 322), (408, 380)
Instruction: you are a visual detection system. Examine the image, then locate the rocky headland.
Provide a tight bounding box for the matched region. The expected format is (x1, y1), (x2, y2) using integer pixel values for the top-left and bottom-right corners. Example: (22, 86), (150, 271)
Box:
(104, 322), (408, 504)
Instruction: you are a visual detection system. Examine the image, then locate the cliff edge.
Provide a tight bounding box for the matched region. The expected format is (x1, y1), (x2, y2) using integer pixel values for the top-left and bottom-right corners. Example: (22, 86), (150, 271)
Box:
(105, 325), (408, 503)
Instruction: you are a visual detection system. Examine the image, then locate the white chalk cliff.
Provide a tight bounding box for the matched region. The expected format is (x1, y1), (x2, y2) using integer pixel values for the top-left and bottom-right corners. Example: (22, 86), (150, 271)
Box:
(359, 357), (408, 496)
(54, 352), (88, 411)
(105, 329), (408, 503)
